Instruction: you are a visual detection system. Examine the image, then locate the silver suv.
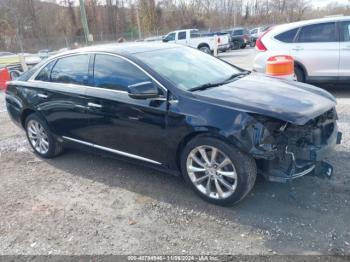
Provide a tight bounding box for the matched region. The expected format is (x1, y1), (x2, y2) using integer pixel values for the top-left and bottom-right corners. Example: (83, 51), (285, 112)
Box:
(253, 16), (350, 85)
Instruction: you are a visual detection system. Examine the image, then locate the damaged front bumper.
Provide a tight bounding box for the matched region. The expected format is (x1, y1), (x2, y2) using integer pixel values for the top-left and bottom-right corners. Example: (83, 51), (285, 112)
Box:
(251, 109), (342, 183)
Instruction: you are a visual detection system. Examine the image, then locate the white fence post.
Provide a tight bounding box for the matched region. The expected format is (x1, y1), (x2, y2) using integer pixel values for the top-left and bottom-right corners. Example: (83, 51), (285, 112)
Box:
(214, 34), (218, 57)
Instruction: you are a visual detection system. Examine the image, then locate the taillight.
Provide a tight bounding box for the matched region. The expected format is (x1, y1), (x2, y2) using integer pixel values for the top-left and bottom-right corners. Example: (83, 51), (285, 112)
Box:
(256, 28), (272, 52)
(217, 37), (221, 44)
(0, 68), (11, 91)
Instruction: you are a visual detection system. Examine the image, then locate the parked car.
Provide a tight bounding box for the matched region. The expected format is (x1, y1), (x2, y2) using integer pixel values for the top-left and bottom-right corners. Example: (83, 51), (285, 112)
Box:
(5, 43), (341, 205)
(200, 31), (232, 52)
(254, 16), (350, 85)
(38, 49), (51, 59)
(162, 29), (230, 53)
(21, 53), (42, 67)
(225, 27), (251, 49)
(0, 52), (15, 57)
(250, 26), (272, 47)
(144, 36), (164, 42)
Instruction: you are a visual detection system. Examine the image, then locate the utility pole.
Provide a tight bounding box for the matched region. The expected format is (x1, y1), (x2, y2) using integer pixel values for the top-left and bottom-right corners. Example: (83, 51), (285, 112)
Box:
(136, 6), (142, 40)
(233, 0), (237, 27)
(79, 0), (91, 44)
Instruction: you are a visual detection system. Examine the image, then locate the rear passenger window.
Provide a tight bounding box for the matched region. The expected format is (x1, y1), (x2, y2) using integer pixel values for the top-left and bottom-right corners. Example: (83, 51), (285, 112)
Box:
(190, 32), (200, 38)
(51, 55), (89, 85)
(340, 21), (350, 41)
(93, 54), (151, 92)
(275, 28), (298, 43)
(297, 22), (336, 43)
(178, 31), (186, 40)
(35, 61), (55, 81)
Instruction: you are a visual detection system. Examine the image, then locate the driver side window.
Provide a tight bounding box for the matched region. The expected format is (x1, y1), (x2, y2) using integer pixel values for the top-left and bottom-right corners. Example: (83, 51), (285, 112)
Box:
(93, 54), (152, 92)
(165, 33), (176, 42)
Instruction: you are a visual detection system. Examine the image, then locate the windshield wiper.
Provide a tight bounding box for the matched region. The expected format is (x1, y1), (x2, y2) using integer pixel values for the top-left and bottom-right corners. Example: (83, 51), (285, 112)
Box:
(189, 82), (224, 92)
(189, 71), (251, 92)
(224, 71), (250, 82)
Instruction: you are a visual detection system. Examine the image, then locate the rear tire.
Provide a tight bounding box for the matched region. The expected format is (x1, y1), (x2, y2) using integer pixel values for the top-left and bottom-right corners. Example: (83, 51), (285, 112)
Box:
(198, 45), (211, 54)
(180, 136), (257, 206)
(231, 41), (240, 50)
(25, 113), (63, 158)
(295, 66), (305, 83)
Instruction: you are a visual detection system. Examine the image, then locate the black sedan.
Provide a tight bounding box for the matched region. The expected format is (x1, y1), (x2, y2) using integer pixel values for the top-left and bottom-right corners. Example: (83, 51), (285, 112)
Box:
(5, 43), (341, 205)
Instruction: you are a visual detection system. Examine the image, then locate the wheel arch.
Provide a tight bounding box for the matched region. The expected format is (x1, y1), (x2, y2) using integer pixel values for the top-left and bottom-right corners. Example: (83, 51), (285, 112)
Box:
(197, 43), (210, 50)
(20, 108), (51, 131)
(20, 108), (36, 128)
(294, 60), (308, 78)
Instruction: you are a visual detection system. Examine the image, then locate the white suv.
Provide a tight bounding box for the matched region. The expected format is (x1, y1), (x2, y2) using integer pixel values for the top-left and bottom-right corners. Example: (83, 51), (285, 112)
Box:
(253, 16), (350, 85)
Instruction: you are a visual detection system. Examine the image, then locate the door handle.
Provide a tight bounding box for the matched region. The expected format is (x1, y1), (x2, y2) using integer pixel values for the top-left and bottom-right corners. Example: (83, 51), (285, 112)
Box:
(37, 93), (48, 99)
(88, 102), (102, 109)
(342, 46), (350, 50)
(292, 46), (304, 51)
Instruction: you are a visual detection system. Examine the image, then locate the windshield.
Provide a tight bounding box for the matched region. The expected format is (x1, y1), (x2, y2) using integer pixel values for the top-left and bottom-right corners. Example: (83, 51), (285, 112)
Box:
(134, 47), (241, 91)
(233, 29), (244, 35)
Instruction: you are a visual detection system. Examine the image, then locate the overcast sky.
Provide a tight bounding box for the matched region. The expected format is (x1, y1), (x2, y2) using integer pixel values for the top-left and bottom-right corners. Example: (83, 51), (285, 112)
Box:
(313, 0), (349, 7)
(46, 0), (349, 8)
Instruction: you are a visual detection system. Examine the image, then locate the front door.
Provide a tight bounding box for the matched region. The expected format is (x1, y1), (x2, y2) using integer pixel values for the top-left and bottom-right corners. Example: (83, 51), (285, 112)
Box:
(84, 54), (168, 165)
(291, 22), (339, 83)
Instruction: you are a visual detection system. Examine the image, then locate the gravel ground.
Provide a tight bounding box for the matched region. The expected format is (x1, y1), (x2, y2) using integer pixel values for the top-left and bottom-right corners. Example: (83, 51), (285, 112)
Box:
(0, 50), (349, 256)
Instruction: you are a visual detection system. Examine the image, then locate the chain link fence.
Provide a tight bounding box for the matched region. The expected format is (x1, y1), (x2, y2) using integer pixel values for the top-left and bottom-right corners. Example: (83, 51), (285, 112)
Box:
(6, 31), (163, 54)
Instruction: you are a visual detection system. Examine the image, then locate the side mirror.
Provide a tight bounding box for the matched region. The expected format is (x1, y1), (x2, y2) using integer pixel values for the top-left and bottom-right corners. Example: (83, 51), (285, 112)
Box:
(128, 81), (159, 99)
(162, 38), (168, 43)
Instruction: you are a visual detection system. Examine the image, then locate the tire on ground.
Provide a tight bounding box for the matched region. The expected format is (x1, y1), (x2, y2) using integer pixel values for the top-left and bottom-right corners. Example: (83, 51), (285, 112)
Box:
(198, 44), (211, 54)
(295, 65), (305, 83)
(25, 113), (63, 158)
(180, 136), (257, 206)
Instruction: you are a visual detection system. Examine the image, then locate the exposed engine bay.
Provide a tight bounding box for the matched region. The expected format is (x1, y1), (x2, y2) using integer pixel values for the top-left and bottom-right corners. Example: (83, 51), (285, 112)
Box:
(249, 108), (342, 182)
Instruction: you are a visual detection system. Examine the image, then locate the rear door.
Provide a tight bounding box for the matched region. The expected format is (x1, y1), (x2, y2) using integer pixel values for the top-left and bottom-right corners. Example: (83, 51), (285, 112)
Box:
(291, 22), (339, 82)
(32, 54), (91, 140)
(339, 20), (350, 83)
(84, 54), (168, 165)
(175, 31), (188, 46)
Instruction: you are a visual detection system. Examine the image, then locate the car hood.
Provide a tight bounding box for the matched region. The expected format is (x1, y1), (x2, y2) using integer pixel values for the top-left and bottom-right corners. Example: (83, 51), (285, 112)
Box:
(194, 74), (336, 125)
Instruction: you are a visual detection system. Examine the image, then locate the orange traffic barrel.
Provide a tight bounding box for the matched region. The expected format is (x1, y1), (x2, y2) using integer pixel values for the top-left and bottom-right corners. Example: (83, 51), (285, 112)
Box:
(0, 68), (11, 91)
(266, 55), (294, 78)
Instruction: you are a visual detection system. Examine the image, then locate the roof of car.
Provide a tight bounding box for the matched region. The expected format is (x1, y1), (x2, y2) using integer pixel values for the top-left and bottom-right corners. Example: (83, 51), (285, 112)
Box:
(52, 42), (181, 58)
(271, 16), (350, 35)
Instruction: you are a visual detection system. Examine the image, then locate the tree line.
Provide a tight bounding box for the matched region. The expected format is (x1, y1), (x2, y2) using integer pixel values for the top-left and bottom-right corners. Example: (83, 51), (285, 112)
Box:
(0, 0), (349, 52)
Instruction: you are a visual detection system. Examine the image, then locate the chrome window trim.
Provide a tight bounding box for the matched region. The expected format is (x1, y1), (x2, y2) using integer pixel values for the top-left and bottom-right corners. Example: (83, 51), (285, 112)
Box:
(128, 81), (153, 88)
(62, 136), (162, 165)
(28, 51), (168, 93)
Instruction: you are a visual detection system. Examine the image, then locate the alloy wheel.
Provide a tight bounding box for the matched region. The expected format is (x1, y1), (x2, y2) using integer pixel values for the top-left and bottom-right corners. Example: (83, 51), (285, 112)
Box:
(27, 120), (50, 155)
(186, 145), (238, 199)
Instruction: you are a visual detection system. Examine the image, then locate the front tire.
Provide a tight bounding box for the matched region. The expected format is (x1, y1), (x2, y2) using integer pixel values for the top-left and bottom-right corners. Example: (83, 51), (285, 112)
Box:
(180, 137), (257, 206)
(25, 113), (63, 158)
